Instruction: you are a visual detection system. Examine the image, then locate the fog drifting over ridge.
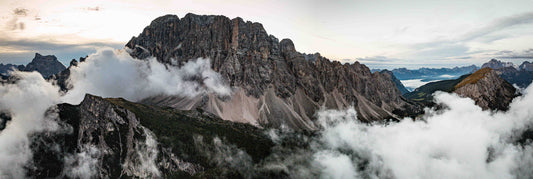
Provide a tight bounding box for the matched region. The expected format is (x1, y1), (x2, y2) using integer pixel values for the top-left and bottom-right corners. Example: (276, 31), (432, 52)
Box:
(0, 48), (232, 178)
(0, 47), (533, 178)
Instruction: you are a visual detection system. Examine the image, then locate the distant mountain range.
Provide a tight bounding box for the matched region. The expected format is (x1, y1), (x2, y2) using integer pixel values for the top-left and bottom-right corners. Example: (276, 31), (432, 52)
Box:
(480, 59), (533, 88)
(372, 65), (479, 80)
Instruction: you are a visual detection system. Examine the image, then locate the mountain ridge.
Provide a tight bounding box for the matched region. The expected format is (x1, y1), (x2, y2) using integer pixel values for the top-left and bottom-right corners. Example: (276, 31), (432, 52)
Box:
(125, 13), (421, 129)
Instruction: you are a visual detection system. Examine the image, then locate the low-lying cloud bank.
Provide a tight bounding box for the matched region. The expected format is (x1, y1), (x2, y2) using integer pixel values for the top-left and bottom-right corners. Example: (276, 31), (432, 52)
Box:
(255, 84), (533, 179)
(304, 85), (533, 178)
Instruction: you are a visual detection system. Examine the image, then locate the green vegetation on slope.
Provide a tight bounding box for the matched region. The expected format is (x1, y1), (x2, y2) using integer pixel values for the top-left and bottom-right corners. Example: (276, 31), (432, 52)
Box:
(454, 68), (492, 89)
(403, 74), (470, 106)
(105, 97), (275, 177)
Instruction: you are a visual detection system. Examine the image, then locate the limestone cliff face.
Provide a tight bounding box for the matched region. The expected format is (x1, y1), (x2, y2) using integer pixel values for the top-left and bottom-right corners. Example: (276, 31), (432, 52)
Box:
(454, 68), (516, 111)
(127, 13), (420, 129)
(380, 69), (409, 94)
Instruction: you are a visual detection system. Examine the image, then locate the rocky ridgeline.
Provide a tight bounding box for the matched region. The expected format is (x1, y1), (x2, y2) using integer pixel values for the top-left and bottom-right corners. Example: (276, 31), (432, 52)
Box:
(28, 94), (274, 178)
(480, 59), (533, 88)
(126, 13), (420, 129)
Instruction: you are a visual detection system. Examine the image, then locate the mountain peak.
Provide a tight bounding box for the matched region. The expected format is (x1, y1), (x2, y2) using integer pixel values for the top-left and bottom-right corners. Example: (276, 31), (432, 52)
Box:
(454, 68), (516, 110)
(24, 53), (66, 77)
(481, 58), (515, 69)
(126, 13), (420, 128)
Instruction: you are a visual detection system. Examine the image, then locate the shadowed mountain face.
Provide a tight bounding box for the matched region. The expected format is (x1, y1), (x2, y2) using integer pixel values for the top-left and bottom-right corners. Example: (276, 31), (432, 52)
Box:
(126, 13), (420, 129)
(24, 53), (66, 78)
(0, 53), (66, 78)
(494, 67), (533, 88)
(0, 64), (24, 76)
(479, 59), (533, 88)
(380, 70), (409, 95)
(28, 94), (275, 178)
(519, 61), (533, 71)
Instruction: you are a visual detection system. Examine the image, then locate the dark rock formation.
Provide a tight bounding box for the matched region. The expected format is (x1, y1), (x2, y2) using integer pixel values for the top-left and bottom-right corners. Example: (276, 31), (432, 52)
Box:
(380, 69), (409, 94)
(126, 13), (420, 129)
(0, 63), (24, 76)
(454, 68), (516, 111)
(519, 61), (533, 71)
(28, 94), (274, 178)
(493, 67), (533, 88)
(23, 53), (66, 77)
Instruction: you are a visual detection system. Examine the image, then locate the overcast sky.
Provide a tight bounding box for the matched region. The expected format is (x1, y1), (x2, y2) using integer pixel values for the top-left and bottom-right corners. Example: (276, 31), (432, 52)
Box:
(1, 0), (533, 69)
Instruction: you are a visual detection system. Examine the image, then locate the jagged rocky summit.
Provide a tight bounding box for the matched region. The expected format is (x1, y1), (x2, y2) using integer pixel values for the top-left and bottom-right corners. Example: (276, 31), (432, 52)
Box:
(24, 53), (66, 77)
(126, 13), (420, 130)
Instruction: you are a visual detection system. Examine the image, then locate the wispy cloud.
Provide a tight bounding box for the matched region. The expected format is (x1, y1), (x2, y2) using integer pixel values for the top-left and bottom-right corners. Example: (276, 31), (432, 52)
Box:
(461, 12), (533, 42)
(0, 36), (123, 65)
(494, 49), (533, 59)
(398, 11), (533, 65)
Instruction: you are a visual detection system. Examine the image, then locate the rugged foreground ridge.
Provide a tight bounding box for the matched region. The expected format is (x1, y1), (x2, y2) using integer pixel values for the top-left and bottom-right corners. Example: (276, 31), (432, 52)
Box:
(126, 13), (419, 129)
(28, 94), (274, 178)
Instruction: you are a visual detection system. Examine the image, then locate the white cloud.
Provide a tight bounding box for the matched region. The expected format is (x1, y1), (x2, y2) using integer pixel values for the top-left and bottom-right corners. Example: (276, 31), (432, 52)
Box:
(0, 71), (61, 178)
(63, 144), (101, 179)
(0, 47), (232, 177)
(62, 47), (231, 104)
(310, 85), (533, 178)
(400, 79), (438, 91)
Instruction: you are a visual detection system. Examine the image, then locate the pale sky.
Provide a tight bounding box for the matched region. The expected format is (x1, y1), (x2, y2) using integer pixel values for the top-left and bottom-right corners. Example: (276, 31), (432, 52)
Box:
(1, 0), (533, 69)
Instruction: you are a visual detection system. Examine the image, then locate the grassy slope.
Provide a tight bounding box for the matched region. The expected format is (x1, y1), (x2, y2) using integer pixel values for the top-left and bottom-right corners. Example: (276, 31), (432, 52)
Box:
(454, 68), (492, 89)
(403, 74), (470, 105)
(105, 97), (275, 177)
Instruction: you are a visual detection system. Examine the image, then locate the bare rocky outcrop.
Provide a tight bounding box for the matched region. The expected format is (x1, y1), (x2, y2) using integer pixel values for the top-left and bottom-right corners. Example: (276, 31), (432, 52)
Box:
(127, 13), (420, 129)
(30, 93), (274, 178)
(24, 53), (66, 77)
(380, 69), (409, 94)
(454, 68), (516, 111)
